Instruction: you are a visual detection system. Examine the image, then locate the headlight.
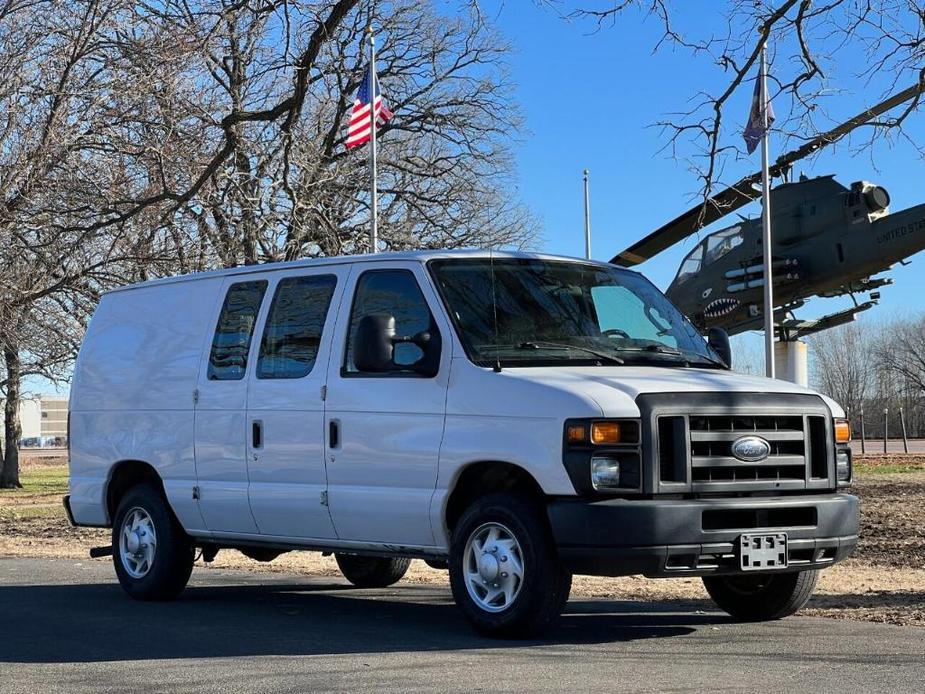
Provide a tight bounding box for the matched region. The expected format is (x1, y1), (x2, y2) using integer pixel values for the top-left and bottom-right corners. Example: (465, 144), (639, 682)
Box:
(836, 447), (852, 484)
(563, 418), (643, 494)
(591, 456), (622, 489)
(589, 454), (642, 491)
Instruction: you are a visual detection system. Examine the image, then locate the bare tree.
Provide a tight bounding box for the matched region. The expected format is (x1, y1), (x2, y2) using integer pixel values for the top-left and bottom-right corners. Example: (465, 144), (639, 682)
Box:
(729, 337), (764, 375)
(136, 0), (535, 266)
(875, 316), (925, 397)
(563, 1), (925, 204)
(808, 322), (877, 422)
(0, 0), (538, 486)
(0, 0), (200, 486)
(805, 315), (925, 438)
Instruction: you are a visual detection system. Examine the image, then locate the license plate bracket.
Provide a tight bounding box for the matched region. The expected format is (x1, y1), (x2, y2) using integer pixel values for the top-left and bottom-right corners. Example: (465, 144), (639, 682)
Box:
(739, 532), (788, 571)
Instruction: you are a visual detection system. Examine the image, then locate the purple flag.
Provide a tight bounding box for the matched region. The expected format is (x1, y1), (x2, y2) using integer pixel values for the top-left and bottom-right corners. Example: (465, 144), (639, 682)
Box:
(743, 75), (774, 154)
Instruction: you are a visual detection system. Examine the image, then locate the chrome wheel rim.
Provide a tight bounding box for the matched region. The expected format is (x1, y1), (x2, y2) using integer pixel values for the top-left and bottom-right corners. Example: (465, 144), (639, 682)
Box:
(463, 522), (525, 613)
(119, 507), (157, 579)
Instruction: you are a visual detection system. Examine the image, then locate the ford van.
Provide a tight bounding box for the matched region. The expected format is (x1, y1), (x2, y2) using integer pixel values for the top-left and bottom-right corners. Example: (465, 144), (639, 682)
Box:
(66, 251), (858, 636)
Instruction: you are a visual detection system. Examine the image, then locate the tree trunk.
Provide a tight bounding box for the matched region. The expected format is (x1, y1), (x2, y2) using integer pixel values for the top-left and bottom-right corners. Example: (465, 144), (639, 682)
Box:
(1, 346), (23, 489)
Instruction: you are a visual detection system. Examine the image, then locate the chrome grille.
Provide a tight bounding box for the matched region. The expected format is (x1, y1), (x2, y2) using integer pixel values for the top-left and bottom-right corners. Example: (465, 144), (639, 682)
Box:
(689, 415), (807, 489)
(656, 412), (831, 492)
(643, 393), (834, 495)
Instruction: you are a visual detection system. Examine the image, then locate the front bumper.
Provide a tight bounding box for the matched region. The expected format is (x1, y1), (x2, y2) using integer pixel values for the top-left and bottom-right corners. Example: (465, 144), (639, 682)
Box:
(548, 493), (858, 577)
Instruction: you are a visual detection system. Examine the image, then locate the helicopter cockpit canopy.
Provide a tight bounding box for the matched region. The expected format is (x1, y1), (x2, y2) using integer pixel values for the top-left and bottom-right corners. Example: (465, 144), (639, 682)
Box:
(674, 225), (744, 285)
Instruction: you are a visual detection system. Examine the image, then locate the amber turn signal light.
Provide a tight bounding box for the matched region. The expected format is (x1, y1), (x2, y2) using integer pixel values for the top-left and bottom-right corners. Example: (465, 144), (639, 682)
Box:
(566, 424), (587, 444)
(591, 421), (622, 445)
(834, 419), (851, 444)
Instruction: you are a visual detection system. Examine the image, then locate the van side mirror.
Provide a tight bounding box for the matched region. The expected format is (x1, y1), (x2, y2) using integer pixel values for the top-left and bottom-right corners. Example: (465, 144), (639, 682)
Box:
(354, 313), (397, 372)
(707, 327), (732, 369)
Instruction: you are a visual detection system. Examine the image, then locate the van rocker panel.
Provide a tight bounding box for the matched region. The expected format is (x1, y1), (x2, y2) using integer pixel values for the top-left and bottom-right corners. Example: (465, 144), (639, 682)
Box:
(547, 492), (858, 577)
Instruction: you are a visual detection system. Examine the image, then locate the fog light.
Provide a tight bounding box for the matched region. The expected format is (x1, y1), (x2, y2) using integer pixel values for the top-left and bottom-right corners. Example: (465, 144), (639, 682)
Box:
(836, 449), (851, 482)
(590, 456), (621, 489)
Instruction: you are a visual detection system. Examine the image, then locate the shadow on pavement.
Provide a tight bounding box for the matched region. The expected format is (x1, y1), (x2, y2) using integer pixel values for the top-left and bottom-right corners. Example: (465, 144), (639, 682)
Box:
(0, 579), (714, 663)
(808, 590), (925, 610)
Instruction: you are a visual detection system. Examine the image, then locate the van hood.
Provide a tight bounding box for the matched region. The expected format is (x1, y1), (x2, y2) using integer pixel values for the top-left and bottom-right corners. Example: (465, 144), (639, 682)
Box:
(501, 366), (842, 418)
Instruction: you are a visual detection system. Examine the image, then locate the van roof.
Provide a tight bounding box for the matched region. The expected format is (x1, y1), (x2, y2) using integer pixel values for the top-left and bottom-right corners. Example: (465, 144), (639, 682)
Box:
(105, 248), (623, 294)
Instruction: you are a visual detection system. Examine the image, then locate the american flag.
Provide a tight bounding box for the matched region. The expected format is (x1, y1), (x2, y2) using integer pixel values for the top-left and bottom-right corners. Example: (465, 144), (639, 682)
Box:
(346, 65), (393, 149)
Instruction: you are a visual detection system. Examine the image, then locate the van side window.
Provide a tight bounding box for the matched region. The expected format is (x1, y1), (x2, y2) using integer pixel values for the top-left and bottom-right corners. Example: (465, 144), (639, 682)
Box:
(207, 281), (268, 381)
(257, 275), (337, 379)
(344, 269), (441, 376)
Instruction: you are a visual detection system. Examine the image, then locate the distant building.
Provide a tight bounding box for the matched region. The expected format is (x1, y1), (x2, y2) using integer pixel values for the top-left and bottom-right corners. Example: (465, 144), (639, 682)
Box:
(39, 396), (68, 442)
(0, 395), (69, 447)
(18, 399), (42, 439)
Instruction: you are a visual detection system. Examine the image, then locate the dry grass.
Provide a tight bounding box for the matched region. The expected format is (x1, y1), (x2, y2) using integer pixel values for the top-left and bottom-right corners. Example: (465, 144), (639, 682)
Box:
(854, 453), (925, 475)
(2, 457), (924, 627)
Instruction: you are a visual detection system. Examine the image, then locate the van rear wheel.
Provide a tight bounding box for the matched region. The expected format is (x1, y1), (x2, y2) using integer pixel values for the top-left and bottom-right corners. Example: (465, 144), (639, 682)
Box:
(111, 484), (194, 601)
(449, 493), (572, 638)
(702, 569), (819, 621)
(335, 555), (411, 588)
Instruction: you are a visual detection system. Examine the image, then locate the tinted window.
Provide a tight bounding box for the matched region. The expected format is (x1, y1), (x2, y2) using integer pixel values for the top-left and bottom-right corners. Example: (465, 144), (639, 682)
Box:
(591, 285), (678, 347)
(207, 281), (267, 381)
(257, 275), (337, 379)
(344, 270), (439, 374)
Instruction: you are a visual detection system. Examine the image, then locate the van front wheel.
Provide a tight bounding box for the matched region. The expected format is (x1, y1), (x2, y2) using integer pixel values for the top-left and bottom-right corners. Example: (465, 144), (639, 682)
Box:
(703, 569), (819, 621)
(111, 484), (194, 601)
(449, 493), (571, 638)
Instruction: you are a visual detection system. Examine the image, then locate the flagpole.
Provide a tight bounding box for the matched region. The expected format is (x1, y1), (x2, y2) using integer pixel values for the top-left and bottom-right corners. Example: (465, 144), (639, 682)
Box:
(583, 169), (591, 259)
(760, 43), (775, 378)
(368, 26), (378, 254)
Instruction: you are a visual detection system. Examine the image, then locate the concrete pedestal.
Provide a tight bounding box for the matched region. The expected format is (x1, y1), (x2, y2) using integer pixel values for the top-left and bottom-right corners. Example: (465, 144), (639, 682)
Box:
(774, 340), (808, 387)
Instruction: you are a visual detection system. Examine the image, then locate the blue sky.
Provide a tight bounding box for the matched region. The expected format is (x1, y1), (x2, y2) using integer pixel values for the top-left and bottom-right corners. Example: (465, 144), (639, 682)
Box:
(491, 3), (924, 361)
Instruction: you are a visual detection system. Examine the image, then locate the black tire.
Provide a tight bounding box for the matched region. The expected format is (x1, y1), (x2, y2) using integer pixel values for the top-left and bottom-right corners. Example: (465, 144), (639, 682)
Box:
(111, 484), (194, 601)
(448, 493), (572, 638)
(335, 554), (411, 588)
(703, 569), (819, 621)
(424, 559), (448, 571)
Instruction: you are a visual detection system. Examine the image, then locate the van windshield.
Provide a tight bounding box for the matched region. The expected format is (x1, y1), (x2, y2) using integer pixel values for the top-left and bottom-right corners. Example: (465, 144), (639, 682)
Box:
(429, 258), (724, 368)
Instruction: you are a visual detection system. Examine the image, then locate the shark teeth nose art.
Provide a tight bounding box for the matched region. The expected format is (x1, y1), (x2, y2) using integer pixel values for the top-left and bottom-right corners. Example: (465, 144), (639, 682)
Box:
(704, 297), (741, 318)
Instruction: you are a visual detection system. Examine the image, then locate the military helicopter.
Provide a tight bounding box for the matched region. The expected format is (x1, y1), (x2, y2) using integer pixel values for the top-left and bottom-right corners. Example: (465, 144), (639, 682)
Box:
(608, 80), (925, 339)
(610, 174), (925, 338)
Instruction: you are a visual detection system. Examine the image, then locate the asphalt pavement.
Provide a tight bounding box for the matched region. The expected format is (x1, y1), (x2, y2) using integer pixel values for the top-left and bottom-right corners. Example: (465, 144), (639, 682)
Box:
(1, 557), (923, 693)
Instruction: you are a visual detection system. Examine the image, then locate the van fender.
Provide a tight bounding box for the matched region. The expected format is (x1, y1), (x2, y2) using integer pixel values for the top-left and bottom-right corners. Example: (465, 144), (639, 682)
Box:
(429, 419), (578, 549)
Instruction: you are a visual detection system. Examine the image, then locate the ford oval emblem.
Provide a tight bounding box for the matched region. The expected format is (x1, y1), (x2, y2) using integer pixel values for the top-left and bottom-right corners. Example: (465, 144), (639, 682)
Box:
(731, 435), (771, 462)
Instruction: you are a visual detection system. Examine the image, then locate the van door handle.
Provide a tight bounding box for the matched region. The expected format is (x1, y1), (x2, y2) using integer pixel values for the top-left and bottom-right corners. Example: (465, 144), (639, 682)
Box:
(329, 420), (339, 449)
(252, 420), (263, 449)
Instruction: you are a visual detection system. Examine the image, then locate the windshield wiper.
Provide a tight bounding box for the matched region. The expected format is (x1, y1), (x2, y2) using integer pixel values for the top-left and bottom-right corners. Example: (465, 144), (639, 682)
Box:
(647, 344), (728, 368)
(643, 344), (683, 356)
(686, 353), (729, 369)
(517, 341), (624, 365)
(616, 343), (728, 369)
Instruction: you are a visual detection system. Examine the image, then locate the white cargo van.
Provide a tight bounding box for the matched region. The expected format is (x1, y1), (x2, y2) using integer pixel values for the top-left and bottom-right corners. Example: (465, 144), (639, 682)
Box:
(66, 251), (858, 636)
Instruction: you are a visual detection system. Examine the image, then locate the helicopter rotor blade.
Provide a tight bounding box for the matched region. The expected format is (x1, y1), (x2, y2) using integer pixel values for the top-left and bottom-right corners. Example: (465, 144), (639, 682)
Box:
(610, 79), (925, 268)
(611, 181), (761, 266)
